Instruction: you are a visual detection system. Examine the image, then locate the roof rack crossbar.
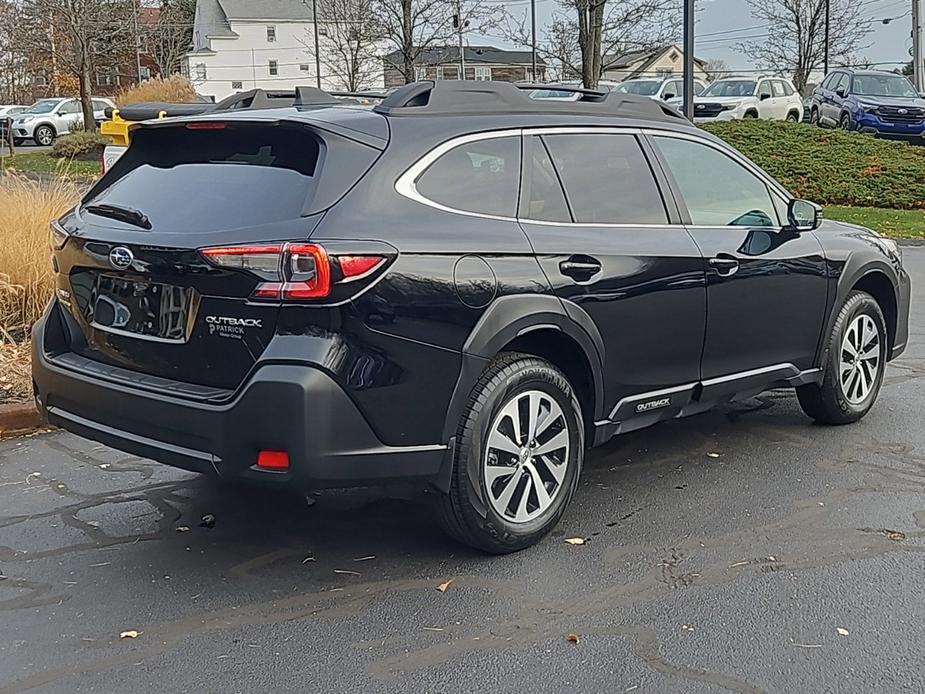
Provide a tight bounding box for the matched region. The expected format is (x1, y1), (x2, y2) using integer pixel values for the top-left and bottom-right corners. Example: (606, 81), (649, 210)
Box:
(373, 80), (686, 122)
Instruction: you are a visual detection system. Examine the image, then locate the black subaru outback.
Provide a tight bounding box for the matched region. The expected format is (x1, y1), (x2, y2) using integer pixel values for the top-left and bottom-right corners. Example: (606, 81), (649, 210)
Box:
(33, 81), (911, 553)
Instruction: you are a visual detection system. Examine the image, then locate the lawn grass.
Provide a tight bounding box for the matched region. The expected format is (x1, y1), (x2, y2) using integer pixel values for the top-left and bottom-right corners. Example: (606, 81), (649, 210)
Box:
(825, 206), (925, 240)
(0, 151), (100, 178)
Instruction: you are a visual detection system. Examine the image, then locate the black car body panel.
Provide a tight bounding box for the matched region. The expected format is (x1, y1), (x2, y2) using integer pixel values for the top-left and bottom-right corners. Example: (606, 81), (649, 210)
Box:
(32, 82), (911, 491)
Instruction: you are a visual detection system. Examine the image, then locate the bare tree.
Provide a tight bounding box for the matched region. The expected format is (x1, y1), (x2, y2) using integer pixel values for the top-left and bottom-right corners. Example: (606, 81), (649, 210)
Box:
(141, 0), (196, 76)
(18, 0), (135, 130)
(0, 1), (32, 103)
(701, 57), (730, 81)
(739, 0), (871, 93)
(301, 0), (383, 91)
(500, 0), (679, 88)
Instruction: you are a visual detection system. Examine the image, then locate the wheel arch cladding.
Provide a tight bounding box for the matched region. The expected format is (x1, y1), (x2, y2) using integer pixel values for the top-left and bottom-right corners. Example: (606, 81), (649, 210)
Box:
(851, 270), (898, 353)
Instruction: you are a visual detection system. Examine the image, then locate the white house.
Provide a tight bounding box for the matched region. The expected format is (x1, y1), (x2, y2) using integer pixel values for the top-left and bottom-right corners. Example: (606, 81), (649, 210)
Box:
(187, 0), (380, 100)
(601, 45), (708, 83)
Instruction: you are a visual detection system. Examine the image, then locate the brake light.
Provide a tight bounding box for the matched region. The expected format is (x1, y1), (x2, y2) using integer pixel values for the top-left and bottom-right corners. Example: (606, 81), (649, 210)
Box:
(200, 242), (384, 301)
(256, 450), (289, 470)
(186, 122), (227, 130)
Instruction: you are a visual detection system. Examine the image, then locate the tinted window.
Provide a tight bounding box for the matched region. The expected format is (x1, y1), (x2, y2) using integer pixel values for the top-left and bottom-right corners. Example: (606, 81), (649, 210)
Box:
(543, 134), (667, 225)
(522, 138), (571, 222)
(85, 123), (321, 233)
(416, 136), (521, 217)
(654, 136), (779, 228)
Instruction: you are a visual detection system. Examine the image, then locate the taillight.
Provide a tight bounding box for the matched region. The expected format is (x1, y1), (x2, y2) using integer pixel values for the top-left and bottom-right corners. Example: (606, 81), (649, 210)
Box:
(186, 122), (227, 130)
(50, 220), (70, 250)
(200, 242), (385, 301)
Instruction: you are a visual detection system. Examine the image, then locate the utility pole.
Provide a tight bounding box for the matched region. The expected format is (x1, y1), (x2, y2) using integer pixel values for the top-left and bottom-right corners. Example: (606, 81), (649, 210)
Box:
(531, 0), (537, 81)
(312, 0), (322, 88)
(914, 0), (924, 92)
(682, 0), (694, 119)
(824, 0), (830, 74)
(456, 0), (466, 79)
(131, 0), (142, 84)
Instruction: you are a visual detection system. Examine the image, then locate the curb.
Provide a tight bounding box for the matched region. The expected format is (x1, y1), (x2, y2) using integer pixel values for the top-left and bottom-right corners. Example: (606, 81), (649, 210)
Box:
(0, 402), (45, 439)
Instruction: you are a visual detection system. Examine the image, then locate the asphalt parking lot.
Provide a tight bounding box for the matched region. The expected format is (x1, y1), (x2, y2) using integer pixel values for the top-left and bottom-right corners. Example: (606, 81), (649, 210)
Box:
(3, 250), (925, 694)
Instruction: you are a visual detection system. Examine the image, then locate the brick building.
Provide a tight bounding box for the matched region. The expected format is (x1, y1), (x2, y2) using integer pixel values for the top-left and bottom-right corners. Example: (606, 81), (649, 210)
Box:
(383, 46), (546, 87)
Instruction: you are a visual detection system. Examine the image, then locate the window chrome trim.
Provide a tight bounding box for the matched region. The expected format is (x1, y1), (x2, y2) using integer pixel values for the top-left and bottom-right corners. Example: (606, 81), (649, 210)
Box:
(395, 125), (686, 228)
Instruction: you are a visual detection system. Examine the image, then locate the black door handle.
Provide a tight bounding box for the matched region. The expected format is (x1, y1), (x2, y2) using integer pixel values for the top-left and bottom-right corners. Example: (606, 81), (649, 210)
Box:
(709, 255), (739, 276)
(560, 255), (602, 281)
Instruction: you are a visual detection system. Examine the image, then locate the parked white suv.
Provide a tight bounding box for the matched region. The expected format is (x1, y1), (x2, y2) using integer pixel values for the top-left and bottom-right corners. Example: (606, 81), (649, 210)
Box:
(11, 97), (115, 146)
(677, 76), (804, 123)
(617, 76), (707, 101)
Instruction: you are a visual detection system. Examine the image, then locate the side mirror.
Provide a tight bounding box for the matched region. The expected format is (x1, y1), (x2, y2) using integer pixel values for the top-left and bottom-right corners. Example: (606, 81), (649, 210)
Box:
(759, 92), (771, 101)
(836, 87), (848, 98)
(788, 199), (821, 232)
(663, 92), (675, 100)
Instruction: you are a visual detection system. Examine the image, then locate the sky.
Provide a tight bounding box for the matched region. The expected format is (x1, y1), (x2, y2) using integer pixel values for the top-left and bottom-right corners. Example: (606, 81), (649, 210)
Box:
(483, 0), (914, 73)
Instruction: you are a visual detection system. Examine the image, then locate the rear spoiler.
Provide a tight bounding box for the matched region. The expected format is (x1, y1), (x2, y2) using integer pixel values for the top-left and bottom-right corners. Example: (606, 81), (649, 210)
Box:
(104, 103), (213, 121)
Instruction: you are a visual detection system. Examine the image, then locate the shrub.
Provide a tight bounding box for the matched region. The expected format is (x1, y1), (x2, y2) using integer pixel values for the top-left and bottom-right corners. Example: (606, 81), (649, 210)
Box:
(0, 174), (82, 338)
(702, 120), (925, 210)
(51, 131), (109, 161)
(116, 74), (198, 107)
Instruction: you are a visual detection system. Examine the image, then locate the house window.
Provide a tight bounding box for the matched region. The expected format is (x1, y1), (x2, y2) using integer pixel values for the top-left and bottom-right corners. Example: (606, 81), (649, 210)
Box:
(300, 64), (311, 72)
(415, 67), (427, 81)
(267, 26), (277, 42)
(139, 66), (151, 81)
(231, 81), (243, 90)
(269, 60), (278, 76)
(96, 67), (116, 86)
(474, 66), (491, 81)
(195, 63), (207, 80)
(32, 74), (48, 87)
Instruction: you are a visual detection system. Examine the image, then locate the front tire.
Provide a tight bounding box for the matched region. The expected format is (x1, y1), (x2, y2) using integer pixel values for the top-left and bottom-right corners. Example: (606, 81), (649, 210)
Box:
(840, 113), (853, 131)
(34, 125), (55, 146)
(797, 291), (887, 425)
(437, 353), (584, 553)
(810, 108), (820, 125)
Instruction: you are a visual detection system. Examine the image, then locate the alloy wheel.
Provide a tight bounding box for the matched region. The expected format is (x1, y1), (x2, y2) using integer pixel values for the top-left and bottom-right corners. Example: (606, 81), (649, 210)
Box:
(839, 314), (881, 405)
(483, 390), (570, 524)
(36, 128), (53, 146)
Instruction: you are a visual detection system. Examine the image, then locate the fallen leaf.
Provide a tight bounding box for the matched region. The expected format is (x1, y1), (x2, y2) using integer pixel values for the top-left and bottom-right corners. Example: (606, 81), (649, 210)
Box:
(881, 529), (906, 542)
(176, 526), (190, 533)
(199, 514), (216, 529)
(564, 537), (587, 545)
(301, 556), (315, 564)
(333, 569), (360, 576)
(729, 560), (749, 568)
(436, 578), (455, 593)
(99, 463), (111, 470)
(119, 630), (141, 639)
(566, 633), (580, 644)
(836, 627), (849, 636)
(353, 555), (375, 562)
(706, 452), (721, 458)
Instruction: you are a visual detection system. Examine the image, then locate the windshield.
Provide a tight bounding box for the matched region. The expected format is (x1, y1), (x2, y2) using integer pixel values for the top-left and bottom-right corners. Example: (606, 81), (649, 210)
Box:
(23, 99), (61, 115)
(852, 74), (919, 98)
(618, 80), (661, 96)
(703, 80), (757, 97)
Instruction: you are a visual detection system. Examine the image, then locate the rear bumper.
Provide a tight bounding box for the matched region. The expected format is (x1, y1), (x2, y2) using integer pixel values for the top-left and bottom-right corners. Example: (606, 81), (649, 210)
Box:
(31, 309), (447, 489)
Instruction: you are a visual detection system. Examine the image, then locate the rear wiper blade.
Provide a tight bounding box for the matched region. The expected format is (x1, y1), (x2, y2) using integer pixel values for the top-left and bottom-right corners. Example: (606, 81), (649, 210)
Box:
(84, 203), (152, 230)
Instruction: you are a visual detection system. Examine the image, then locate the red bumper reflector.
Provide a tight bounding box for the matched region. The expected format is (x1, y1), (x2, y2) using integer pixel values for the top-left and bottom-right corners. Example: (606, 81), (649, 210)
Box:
(257, 450), (289, 470)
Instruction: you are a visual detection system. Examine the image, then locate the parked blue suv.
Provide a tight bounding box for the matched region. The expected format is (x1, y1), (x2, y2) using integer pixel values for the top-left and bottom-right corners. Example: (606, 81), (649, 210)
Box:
(810, 69), (925, 141)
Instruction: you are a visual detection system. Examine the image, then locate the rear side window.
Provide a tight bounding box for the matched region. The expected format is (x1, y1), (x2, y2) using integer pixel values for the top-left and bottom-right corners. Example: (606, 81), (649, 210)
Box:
(415, 136), (521, 217)
(86, 123), (320, 233)
(542, 133), (667, 225)
(522, 138), (571, 223)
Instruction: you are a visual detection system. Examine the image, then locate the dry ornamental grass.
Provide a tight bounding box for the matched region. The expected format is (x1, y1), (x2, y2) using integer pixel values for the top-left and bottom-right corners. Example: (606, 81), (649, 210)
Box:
(0, 174), (81, 339)
(115, 75), (198, 107)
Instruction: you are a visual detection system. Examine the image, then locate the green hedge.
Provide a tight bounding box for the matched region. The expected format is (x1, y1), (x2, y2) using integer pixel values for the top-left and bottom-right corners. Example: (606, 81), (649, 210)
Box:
(701, 120), (925, 210)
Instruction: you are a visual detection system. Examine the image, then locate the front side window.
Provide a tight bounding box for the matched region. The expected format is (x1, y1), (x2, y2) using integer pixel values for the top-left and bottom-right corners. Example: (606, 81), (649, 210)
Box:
(58, 100), (80, 115)
(415, 136), (521, 217)
(542, 133), (667, 225)
(757, 80), (772, 98)
(653, 136), (779, 228)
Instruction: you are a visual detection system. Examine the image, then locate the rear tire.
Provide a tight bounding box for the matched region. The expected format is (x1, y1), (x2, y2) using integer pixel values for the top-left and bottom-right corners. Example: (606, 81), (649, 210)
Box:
(797, 291), (887, 425)
(786, 111), (800, 123)
(810, 108), (820, 125)
(437, 352), (584, 554)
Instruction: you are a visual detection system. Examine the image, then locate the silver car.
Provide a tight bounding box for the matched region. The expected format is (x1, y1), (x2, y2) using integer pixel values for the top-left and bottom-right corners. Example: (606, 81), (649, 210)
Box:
(12, 97), (115, 146)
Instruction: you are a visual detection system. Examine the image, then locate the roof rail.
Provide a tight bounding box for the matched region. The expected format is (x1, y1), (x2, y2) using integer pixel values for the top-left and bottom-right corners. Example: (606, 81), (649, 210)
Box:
(373, 80), (686, 122)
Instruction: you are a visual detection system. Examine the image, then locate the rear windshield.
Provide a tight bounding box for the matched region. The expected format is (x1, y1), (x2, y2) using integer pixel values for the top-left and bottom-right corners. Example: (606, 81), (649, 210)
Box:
(85, 123), (320, 232)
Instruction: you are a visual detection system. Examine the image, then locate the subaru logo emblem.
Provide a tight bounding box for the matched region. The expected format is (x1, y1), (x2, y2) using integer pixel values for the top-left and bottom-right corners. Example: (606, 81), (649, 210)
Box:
(899, 108), (908, 115)
(109, 246), (134, 269)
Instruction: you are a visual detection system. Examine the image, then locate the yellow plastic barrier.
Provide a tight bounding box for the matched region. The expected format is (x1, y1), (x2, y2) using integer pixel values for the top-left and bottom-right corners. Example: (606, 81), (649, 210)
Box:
(100, 109), (168, 147)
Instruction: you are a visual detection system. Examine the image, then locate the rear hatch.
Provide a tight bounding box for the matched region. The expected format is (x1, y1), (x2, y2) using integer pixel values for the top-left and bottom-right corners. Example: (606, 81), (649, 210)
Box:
(52, 116), (384, 390)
